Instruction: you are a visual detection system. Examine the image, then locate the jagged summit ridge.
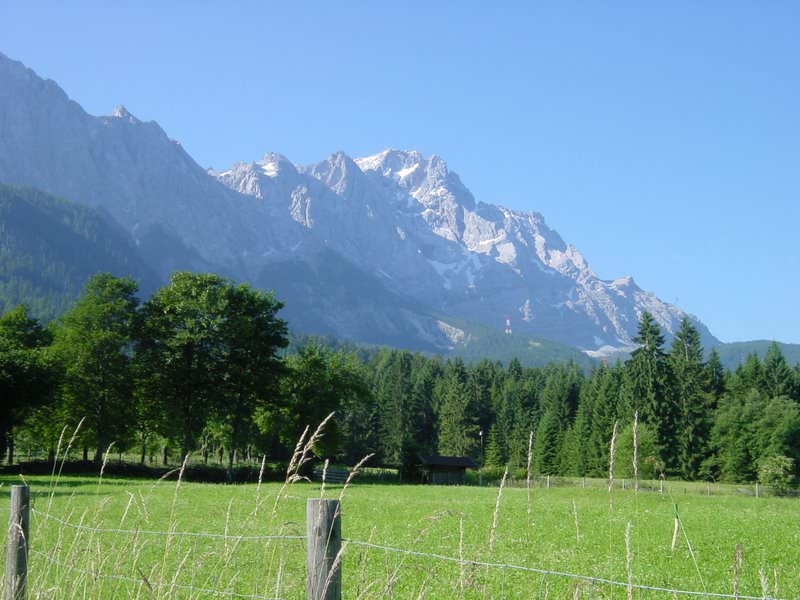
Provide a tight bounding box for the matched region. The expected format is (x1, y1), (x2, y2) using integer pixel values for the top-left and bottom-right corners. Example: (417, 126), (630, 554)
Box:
(215, 147), (712, 350)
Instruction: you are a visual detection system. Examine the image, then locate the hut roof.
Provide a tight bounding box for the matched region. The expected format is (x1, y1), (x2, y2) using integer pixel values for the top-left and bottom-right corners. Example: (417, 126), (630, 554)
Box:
(417, 454), (478, 469)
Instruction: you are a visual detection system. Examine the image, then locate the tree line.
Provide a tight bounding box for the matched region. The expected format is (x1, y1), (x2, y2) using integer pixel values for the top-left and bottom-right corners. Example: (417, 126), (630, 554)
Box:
(2, 272), (799, 485)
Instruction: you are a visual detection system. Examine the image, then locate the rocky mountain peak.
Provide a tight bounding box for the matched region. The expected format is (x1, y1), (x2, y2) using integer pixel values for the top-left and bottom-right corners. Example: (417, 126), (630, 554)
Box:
(258, 152), (295, 178)
(111, 104), (138, 122)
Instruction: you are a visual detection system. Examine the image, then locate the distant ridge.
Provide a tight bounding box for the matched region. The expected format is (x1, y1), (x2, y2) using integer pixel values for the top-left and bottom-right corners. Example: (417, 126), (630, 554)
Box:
(713, 341), (800, 370)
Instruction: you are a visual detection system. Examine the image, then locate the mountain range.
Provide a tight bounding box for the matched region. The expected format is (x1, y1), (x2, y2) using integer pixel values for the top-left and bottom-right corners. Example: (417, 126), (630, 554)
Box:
(0, 51), (718, 357)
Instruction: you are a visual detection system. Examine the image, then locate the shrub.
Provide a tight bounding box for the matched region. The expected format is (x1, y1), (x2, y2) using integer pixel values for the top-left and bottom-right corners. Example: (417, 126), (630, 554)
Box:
(758, 455), (795, 496)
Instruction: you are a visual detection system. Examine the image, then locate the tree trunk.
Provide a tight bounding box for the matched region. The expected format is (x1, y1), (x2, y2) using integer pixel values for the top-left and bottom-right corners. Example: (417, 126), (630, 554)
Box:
(48, 447), (55, 463)
(227, 426), (239, 483)
(139, 434), (146, 465)
(82, 446), (88, 461)
(227, 447), (235, 483)
(162, 445), (168, 466)
(7, 434), (14, 465)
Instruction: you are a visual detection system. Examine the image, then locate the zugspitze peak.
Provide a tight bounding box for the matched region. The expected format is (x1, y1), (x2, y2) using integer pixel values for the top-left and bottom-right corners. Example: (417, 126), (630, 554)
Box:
(0, 52), (715, 354)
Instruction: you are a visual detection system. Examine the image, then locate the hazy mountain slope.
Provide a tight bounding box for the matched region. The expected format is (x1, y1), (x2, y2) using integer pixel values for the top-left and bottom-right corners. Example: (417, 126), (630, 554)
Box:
(0, 184), (160, 319)
(0, 52), (303, 279)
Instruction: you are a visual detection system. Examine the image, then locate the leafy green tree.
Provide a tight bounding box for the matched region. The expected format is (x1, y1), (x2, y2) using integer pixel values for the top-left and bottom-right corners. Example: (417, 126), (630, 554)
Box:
(0, 305), (58, 463)
(707, 390), (765, 482)
(215, 282), (287, 479)
(52, 274), (139, 462)
(271, 343), (370, 459)
(136, 272), (230, 461)
(753, 396), (800, 466)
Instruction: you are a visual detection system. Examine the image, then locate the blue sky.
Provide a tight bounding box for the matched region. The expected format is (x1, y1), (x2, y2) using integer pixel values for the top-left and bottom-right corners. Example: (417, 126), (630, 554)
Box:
(2, 2), (799, 344)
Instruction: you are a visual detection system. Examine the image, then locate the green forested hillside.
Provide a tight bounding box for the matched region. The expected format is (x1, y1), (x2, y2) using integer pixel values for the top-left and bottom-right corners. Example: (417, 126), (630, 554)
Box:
(0, 184), (160, 320)
(713, 340), (800, 370)
(443, 318), (596, 369)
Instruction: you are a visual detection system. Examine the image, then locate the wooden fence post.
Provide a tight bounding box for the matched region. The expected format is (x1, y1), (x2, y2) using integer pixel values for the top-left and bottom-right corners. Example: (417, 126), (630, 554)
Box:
(5, 485), (29, 600)
(307, 498), (341, 600)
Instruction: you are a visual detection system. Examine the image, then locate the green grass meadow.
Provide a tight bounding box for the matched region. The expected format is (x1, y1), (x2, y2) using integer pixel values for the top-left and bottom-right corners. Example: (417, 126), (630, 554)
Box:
(2, 472), (799, 598)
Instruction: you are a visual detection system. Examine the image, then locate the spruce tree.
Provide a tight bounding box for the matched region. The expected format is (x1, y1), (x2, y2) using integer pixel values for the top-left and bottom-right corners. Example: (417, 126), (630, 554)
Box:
(763, 342), (794, 399)
(669, 318), (710, 479)
(437, 359), (478, 456)
(624, 313), (677, 470)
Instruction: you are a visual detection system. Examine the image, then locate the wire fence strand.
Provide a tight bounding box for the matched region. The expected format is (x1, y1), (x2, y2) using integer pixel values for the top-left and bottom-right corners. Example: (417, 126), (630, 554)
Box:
(30, 549), (286, 600)
(31, 508), (305, 542)
(344, 538), (786, 600)
(27, 508), (787, 600)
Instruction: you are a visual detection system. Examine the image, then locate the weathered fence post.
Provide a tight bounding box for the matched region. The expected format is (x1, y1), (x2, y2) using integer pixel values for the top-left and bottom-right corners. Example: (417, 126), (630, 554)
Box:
(5, 485), (29, 600)
(307, 498), (341, 600)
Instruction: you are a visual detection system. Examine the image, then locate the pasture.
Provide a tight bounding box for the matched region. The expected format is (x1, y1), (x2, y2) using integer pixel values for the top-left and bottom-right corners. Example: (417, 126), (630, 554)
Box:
(1, 471), (798, 598)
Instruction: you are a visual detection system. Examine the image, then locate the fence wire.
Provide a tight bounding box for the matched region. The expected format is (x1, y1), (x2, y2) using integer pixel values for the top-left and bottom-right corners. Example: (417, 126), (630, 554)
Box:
(344, 539), (785, 599)
(32, 508), (305, 542)
(26, 509), (788, 600)
(30, 549), (285, 600)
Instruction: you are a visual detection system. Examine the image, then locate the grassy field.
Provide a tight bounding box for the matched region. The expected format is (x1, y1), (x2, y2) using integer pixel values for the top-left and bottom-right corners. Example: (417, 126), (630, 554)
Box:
(1, 471), (798, 599)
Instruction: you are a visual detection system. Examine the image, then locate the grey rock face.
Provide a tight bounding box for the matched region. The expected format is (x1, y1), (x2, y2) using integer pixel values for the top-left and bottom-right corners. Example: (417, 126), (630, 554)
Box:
(218, 146), (715, 351)
(0, 52), (716, 352)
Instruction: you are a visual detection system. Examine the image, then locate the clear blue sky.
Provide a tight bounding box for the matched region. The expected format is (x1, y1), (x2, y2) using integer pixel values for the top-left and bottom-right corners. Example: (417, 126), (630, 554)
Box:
(2, 2), (799, 344)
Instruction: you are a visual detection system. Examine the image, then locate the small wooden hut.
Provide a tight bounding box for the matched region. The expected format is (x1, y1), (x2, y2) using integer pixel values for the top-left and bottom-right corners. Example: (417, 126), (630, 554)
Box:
(417, 454), (477, 485)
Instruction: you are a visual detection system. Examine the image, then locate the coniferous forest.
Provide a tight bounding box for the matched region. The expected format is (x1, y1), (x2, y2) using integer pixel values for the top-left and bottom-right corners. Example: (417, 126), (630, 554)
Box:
(2, 272), (799, 486)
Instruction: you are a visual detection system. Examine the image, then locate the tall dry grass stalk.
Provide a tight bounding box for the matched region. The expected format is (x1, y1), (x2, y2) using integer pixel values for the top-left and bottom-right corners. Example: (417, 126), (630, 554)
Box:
(625, 521), (633, 600)
(759, 567), (769, 599)
(319, 458), (330, 498)
(572, 498), (580, 543)
(773, 568), (780, 598)
(251, 454), (268, 516)
(526, 431), (534, 528)
(338, 453), (376, 503)
(671, 508), (680, 551)
(320, 541), (348, 600)
(459, 517), (466, 599)
(672, 498), (708, 596)
(487, 466), (508, 559)
(608, 421), (617, 503)
(732, 543), (743, 598)
(632, 410), (639, 493)
(98, 441), (115, 486)
(46, 419), (85, 514)
(272, 411), (335, 515)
